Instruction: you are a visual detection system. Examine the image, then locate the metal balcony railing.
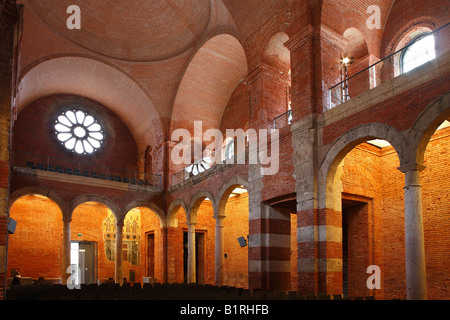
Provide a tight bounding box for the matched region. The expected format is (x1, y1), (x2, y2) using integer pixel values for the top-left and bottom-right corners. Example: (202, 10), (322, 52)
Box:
(12, 150), (162, 190)
(328, 23), (449, 110)
(172, 134), (248, 186)
(273, 109), (292, 130)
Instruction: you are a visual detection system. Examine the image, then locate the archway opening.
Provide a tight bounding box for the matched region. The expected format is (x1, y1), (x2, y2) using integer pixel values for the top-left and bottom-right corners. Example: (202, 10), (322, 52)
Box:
(167, 203), (188, 284)
(262, 32), (292, 129)
(325, 138), (402, 299)
(219, 185), (249, 289)
(189, 196), (215, 285)
(122, 207), (163, 285)
(7, 195), (63, 285)
(419, 119), (450, 299)
(71, 202), (116, 285)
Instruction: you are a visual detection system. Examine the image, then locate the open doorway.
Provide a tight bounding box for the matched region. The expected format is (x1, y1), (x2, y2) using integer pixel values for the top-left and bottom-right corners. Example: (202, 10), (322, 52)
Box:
(183, 231), (205, 284)
(342, 197), (370, 298)
(147, 232), (155, 278)
(70, 241), (97, 285)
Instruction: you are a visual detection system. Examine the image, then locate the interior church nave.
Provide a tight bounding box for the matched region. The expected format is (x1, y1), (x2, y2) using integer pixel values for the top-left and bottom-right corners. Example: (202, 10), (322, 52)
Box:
(0, 0), (448, 301)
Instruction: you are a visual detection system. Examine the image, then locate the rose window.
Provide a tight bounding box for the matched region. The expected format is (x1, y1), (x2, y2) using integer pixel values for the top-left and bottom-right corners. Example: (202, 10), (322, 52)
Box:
(54, 109), (105, 154)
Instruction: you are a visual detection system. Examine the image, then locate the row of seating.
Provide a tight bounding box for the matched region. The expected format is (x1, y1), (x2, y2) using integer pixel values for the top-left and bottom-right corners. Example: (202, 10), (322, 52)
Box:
(6, 283), (376, 301)
(25, 161), (151, 186)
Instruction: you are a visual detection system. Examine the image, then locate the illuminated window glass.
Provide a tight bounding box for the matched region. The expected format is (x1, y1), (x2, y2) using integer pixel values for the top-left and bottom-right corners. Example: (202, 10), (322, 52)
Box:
(54, 109), (105, 155)
(401, 34), (436, 74)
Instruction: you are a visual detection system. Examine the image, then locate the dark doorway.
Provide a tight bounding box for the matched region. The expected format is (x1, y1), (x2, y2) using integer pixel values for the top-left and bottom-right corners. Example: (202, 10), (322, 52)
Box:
(342, 197), (370, 298)
(183, 231), (205, 284)
(147, 233), (155, 278)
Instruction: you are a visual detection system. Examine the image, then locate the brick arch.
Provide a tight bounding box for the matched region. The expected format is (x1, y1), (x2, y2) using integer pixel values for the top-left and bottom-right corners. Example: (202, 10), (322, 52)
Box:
(188, 190), (216, 224)
(9, 186), (68, 219)
(123, 201), (166, 228)
(16, 55), (164, 156)
(381, 13), (441, 59)
(216, 176), (250, 218)
(167, 199), (189, 228)
(262, 32), (291, 73)
(321, 0), (396, 56)
(319, 122), (407, 210)
(170, 33), (248, 137)
(69, 194), (121, 223)
(408, 92), (450, 167)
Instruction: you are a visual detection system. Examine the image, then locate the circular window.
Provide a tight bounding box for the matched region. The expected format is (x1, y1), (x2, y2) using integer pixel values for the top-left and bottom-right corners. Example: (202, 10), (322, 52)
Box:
(54, 109), (105, 155)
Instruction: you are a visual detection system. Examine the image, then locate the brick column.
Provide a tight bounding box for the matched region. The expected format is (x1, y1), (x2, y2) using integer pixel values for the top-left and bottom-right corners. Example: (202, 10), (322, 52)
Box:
(249, 203), (291, 291)
(318, 208), (343, 294)
(245, 64), (291, 131)
(296, 208), (319, 294)
(0, 0), (20, 300)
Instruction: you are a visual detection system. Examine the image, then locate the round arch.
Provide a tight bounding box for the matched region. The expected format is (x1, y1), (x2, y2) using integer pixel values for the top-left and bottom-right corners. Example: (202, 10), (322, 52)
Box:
(123, 201), (166, 228)
(216, 176), (250, 218)
(408, 92), (450, 166)
(262, 32), (291, 73)
(167, 199), (189, 228)
(16, 55), (164, 156)
(9, 187), (68, 218)
(69, 194), (121, 223)
(319, 123), (407, 210)
(188, 190), (216, 224)
(170, 33), (248, 137)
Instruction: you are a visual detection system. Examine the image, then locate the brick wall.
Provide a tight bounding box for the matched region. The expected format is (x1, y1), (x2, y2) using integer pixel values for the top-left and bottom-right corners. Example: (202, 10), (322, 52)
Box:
(336, 127), (450, 299)
(12, 94), (140, 172)
(8, 195), (64, 280)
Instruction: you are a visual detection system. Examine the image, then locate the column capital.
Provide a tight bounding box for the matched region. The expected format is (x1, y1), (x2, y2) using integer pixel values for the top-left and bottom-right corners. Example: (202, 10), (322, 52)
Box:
(398, 162), (426, 173)
(116, 221), (124, 229)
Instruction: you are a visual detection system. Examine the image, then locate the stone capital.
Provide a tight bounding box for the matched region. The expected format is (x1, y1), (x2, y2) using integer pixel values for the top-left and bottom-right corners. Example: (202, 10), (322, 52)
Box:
(397, 162), (426, 174)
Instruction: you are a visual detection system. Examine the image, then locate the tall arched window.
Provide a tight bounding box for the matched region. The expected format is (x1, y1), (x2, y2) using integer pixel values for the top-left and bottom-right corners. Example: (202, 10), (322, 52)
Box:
(401, 33), (436, 74)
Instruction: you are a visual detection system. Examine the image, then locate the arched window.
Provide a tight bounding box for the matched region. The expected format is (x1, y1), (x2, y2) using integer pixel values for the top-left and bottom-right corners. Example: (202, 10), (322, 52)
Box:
(401, 33), (436, 74)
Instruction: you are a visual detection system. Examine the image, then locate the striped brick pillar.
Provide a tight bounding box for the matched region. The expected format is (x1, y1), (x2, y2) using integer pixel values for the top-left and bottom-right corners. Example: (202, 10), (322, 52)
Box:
(249, 203), (291, 291)
(0, 0), (20, 300)
(297, 208), (343, 295)
(297, 208), (319, 294)
(318, 208), (343, 294)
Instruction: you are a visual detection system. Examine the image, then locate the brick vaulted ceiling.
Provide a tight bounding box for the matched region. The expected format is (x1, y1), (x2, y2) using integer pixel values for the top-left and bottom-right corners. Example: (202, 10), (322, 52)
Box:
(15, 0), (397, 154)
